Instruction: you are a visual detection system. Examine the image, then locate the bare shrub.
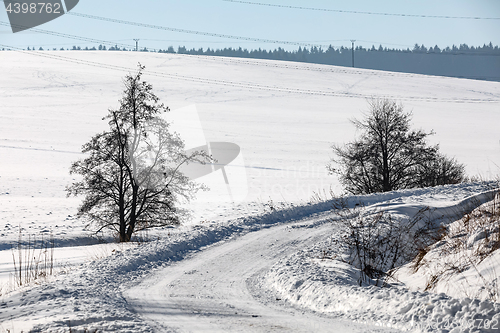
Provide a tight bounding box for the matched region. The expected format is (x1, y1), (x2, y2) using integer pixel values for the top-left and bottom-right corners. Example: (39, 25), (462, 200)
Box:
(11, 230), (55, 287)
(333, 198), (440, 286)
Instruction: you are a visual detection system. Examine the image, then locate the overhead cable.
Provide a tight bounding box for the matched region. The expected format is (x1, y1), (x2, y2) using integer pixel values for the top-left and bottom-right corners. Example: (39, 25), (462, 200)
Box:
(222, 0), (500, 20)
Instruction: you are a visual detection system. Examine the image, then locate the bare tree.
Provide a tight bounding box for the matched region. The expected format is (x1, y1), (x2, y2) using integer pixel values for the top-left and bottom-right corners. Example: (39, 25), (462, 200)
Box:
(328, 98), (465, 194)
(67, 64), (210, 242)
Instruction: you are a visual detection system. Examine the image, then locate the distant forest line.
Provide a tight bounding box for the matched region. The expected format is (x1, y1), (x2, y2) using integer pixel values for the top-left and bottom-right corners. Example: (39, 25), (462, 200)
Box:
(5, 42), (500, 82)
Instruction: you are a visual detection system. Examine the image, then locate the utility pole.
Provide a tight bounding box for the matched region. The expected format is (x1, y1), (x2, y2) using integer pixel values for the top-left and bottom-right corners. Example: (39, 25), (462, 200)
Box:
(134, 39), (140, 52)
(350, 40), (356, 67)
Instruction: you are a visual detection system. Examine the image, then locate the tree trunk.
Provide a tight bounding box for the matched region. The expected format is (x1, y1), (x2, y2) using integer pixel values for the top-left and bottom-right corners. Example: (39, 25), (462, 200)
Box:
(381, 139), (391, 192)
(125, 184), (139, 242)
(118, 194), (127, 242)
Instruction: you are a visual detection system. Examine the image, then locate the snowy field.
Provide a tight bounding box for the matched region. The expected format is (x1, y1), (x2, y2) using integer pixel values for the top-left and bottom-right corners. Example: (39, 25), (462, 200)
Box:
(0, 50), (499, 332)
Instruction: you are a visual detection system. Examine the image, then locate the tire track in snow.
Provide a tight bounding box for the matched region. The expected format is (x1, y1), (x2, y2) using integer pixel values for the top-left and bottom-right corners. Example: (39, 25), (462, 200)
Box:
(0, 144), (82, 155)
(125, 218), (399, 333)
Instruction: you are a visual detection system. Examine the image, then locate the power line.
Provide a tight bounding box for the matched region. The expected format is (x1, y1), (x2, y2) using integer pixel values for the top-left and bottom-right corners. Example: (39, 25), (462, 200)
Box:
(222, 0), (500, 20)
(0, 17), (338, 50)
(140, 39), (265, 44)
(3, 11), (497, 54)
(67, 12), (329, 48)
(0, 21), (137, 50)
(1, 21), (496, 58)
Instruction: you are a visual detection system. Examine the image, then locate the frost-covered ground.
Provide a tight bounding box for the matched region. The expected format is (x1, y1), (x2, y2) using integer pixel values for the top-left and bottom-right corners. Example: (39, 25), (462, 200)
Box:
(262, 183), (500, 333)
(1, 183), (499, 332)
(395, 192), (500, 302)
(0, 51), (499, 332)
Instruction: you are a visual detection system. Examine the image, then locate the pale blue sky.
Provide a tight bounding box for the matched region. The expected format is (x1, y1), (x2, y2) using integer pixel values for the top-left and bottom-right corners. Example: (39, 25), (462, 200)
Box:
(1, 0), (499, 51)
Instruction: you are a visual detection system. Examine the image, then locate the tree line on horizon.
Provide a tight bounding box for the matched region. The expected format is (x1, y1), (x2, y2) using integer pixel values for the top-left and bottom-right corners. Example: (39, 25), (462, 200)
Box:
(3, 42), (499, 81)
(167, 43), (500, 81)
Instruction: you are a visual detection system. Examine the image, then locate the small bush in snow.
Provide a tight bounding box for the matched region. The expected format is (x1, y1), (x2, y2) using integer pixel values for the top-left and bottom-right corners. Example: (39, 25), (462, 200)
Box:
(328, 98), (466, 195)
(333, 197), (443, 286)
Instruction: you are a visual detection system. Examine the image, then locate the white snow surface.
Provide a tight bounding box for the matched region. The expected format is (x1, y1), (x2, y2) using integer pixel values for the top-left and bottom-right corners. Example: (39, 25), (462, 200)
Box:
(394, 193), (500, 303)
(1, 183), (499, 332)
(0, 51), (500, 332)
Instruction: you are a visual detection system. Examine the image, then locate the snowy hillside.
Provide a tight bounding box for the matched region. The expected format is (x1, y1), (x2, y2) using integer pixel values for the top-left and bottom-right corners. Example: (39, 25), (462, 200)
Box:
(0, 51), (500, 332)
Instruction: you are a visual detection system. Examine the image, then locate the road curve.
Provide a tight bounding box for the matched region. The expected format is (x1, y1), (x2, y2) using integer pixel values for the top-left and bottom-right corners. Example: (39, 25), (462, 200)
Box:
(125, 217), (399, 333)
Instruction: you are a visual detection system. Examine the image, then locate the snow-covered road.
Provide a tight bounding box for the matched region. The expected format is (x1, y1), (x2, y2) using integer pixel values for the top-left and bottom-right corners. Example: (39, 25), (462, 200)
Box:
(1, 183), (499, 332)
(126, 216), (397, 332)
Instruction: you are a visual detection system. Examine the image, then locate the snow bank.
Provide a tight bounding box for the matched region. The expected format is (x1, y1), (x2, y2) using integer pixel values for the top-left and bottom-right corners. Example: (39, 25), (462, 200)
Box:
(264, 246), (500, 332)
(1, 182), (498, 332)
(396, 193), (500, 303)
(261, 183), (500, 332)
